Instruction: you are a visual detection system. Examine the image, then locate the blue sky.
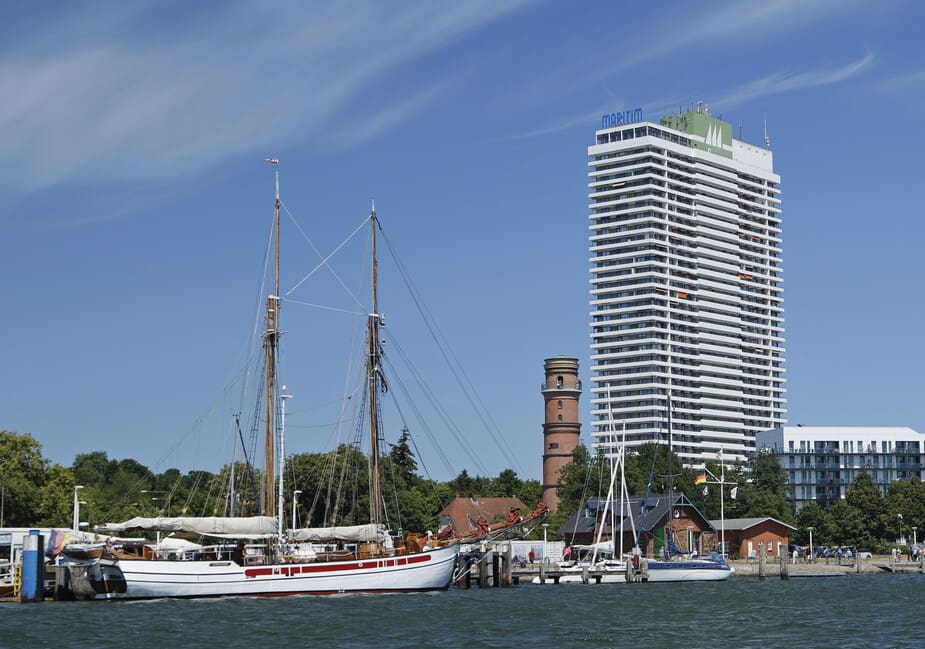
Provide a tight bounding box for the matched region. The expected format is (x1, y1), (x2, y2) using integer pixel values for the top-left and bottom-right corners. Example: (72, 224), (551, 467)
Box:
(2, 0), (923, 483)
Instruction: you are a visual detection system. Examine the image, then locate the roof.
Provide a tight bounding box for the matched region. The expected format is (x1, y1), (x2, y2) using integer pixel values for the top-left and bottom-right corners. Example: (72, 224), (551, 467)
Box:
(709, 517), (797, 532)
(558, 493), (715, 538)
(438, 496), (528, 535)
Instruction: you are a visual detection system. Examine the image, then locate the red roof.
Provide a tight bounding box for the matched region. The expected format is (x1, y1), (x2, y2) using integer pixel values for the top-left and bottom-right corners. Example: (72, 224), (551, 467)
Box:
(438, 496), (528, 534)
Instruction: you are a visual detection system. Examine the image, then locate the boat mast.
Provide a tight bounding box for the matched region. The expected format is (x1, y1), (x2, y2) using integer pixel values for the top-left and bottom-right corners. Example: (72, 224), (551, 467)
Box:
(263, 159), (281, 518)
(665, 233), (674, 556)
(367, 200), (383, 527)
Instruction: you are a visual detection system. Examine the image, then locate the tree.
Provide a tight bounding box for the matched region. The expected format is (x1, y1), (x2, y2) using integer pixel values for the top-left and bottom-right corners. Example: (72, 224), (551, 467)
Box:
(34, 464), (76, 527)
(739, 451), (793, 523)
(387, 428), (418, 483)
(0, 430), (49, 525)
(845, 472), (884, 540)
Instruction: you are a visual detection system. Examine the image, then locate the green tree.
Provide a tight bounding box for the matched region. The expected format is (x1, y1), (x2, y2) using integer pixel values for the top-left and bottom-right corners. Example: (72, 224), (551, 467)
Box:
(845, 471), (884, 540)
(0, 430), (49, 525)
(739, 451), (793, 523)
(34, 464), (76, 527)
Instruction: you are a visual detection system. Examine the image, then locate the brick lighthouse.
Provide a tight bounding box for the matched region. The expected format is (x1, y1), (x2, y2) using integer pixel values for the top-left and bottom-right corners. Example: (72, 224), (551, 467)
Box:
(541, 357), (582, 511)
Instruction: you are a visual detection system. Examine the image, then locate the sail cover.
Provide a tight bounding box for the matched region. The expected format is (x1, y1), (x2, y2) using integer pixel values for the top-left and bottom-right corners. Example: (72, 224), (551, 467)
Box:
(95, 516), (278, 537)
(288, 523), (385, 543)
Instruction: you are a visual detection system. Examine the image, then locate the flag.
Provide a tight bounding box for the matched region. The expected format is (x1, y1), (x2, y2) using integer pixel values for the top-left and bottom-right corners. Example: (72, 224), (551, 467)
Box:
(45, 529), (72, 558)
(730, 486), (738, 500)
(695, 473), (707, 485)
(702, 486), (709, 497)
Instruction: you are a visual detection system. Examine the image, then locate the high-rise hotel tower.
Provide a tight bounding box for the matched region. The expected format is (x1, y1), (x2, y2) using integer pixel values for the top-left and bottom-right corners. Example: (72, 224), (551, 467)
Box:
(588, 104), (785, 466)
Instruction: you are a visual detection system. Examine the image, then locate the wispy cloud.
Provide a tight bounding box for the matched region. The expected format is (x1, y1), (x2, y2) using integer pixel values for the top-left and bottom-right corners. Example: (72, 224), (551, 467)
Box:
(705, 52), (875, 109)
(600, 0), (869, 78)
(506, 53), (874, 142)
(879, 69), (925, 90)
(0, 1), (528, 194)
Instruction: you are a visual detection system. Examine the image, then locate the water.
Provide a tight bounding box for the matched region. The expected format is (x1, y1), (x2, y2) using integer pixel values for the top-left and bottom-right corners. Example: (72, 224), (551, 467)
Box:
(2, 574), (922, 649)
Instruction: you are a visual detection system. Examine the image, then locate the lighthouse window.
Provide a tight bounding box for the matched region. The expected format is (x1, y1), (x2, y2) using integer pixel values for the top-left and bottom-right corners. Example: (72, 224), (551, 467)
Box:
(558, 415), (563, 422)
(557, 400), (563, 409)
(549, 442), (559, 449)
(557, 376), (563, 388)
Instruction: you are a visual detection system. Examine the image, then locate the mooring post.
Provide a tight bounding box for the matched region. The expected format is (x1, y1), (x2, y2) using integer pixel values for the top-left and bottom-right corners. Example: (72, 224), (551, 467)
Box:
(780, 552), (789, 580)
(479, 543), (490, 588)
(491, 545), (501, 587)
(20, 530), (44, 603)
(501, 543), (512, 587)
(758, 541), (766, 580)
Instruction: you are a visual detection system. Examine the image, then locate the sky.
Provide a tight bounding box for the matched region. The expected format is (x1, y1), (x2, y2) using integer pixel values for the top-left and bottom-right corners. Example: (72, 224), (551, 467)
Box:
(2, 0), (924, 484)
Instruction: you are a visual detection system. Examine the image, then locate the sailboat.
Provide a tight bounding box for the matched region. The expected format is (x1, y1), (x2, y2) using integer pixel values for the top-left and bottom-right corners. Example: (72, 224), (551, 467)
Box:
(632, 394), (733, 582)
(58, 164), (459, 599)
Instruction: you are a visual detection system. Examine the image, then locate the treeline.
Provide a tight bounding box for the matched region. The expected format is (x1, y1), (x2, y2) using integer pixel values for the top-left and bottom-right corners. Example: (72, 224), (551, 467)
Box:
(5, 429), (922, 551)
(0, 430), (541, 535)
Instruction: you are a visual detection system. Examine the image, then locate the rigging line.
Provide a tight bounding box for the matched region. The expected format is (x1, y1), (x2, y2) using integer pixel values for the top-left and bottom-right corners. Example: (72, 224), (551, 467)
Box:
(378, 227), (522, 474)
(281, 298), (366, 316)
(381, 333), (488, 476)
(380, 362), (458, 484)
(281, 204), (367, 308)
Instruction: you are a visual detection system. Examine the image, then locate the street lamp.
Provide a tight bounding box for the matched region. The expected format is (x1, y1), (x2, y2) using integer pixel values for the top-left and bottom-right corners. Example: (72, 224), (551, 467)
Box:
(542, 523), (549, 565)
(72, 485), (84, 537)
(912, 526), (918, 547)
(291, 490), (302, 530)
(897, 514), (904, 544)
(806, 526), (814, 564)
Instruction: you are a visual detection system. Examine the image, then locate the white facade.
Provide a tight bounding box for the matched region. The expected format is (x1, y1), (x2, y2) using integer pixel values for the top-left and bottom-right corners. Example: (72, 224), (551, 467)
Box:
(756, 426), (925, 510)
(588, 106), (785, 466)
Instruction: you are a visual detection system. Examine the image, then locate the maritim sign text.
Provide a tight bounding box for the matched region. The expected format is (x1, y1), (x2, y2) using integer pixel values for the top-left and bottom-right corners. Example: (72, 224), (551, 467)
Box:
(601, 107), (643, 129)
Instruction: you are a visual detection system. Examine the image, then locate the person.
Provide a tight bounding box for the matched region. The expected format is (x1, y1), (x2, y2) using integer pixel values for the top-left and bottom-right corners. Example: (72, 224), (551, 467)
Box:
(528, 549), (535, 564)
(792, 548), (798, 564)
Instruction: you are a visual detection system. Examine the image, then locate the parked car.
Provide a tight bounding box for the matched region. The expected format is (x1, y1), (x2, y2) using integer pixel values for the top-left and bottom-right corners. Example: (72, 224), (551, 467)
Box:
(856, 551), (873, 559)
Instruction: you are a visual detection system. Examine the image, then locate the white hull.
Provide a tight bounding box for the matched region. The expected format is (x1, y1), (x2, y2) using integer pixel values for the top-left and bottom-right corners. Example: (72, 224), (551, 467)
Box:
(643, 559), (734, 582)
(65, 544), (458, 599)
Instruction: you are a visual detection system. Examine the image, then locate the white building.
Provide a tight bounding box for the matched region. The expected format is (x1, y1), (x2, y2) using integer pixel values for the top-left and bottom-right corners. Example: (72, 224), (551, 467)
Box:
(756, 426), (925, 510)
(588, 104), (785, 466)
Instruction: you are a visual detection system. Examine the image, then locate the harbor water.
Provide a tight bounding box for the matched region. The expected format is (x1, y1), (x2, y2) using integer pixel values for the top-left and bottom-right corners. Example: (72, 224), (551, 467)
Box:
(1, 574), (922, 649)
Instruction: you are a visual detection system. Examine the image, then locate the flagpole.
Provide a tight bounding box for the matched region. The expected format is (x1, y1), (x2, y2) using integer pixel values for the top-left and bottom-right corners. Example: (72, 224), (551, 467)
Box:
(703, 451), (729, 558)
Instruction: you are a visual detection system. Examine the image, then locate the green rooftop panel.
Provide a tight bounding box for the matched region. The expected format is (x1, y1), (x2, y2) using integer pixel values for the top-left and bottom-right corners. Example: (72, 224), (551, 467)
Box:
(661, 109), (732, 159)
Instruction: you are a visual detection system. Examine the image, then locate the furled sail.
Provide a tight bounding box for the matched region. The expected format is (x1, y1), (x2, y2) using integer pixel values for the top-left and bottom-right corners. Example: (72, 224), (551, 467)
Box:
(95, 516), (278, 537)
(288, 523), (386, 543)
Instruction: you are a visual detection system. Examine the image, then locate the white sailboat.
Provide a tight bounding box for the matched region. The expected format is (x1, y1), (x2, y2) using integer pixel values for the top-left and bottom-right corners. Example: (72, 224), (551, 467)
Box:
(59, 164), (459, 599)
(634, 394), (733, 582)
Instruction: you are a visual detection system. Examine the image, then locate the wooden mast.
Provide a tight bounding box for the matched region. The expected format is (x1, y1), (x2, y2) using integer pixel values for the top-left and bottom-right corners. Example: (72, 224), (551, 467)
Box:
(367, 201), (383, 527)
(263, 160), (281, 517)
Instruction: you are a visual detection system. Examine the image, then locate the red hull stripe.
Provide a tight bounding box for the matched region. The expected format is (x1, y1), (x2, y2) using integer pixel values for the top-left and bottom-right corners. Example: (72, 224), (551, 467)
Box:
(244, 553), (431, 578)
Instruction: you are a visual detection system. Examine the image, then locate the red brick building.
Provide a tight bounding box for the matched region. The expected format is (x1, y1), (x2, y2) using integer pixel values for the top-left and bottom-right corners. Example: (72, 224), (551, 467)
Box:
(709, 517), (796, 559)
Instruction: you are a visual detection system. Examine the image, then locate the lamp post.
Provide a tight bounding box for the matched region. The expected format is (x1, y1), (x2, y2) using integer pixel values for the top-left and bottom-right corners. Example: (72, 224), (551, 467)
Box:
(291, 490), (302, 530)
(542, 523), (549, 565)
(912, 526), (918, 548)
(897, 514), (904, 544)
(806, 526), (814, 564)
(72, 485), (84, 537)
